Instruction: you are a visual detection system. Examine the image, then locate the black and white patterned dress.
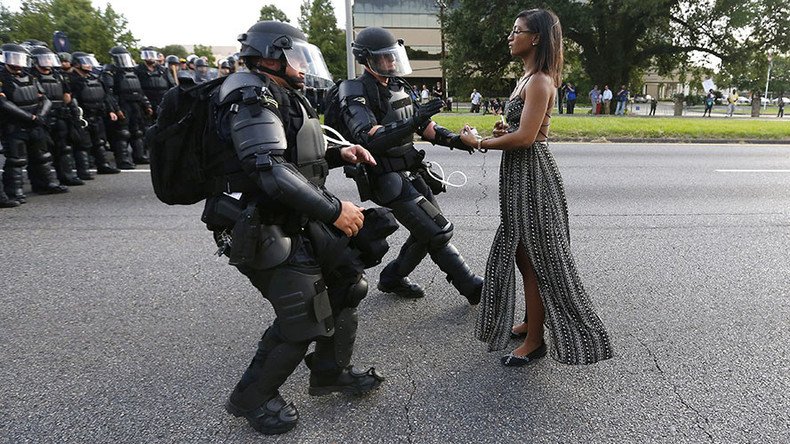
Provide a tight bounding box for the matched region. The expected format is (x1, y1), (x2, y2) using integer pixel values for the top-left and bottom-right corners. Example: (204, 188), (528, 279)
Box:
(475, 96), (613, 365)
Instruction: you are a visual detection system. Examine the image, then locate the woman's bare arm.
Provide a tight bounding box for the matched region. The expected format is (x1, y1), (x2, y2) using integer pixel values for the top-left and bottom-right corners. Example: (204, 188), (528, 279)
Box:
(462, 73), (554, 151)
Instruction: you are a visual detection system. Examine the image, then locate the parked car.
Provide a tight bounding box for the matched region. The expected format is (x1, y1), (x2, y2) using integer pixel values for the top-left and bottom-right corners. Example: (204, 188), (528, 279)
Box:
(771, 97), (790, 105)
(633, 94), (652, 103)
(735, 96), (751, 105)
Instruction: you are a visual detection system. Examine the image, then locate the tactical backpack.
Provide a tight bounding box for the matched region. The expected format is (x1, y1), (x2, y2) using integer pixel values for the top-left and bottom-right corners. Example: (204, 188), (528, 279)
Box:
(145, 77), (230, 205)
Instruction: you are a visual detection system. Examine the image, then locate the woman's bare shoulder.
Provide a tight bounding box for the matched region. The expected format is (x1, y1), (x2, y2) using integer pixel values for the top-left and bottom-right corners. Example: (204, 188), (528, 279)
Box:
(525, 72), (555, 90)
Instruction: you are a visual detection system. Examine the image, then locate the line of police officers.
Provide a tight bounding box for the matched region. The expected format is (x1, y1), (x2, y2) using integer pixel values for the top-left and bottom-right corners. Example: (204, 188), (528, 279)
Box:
(0, 41), (240, 208)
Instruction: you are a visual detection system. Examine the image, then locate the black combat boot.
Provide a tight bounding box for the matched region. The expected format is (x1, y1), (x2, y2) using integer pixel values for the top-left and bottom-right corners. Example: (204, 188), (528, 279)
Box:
(0, 187), (20, 208)
(378, 261), (425, 298)
(430, 243), (484, 305)
(225, 393), (299, 435)
(73, 150), (95, 180)
(304, 352), (384, 396)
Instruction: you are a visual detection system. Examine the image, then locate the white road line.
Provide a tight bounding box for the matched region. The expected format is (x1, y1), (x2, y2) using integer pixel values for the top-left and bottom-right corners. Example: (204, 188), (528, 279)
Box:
(120, 169), (151, 173)
(715, 169), (790, 173)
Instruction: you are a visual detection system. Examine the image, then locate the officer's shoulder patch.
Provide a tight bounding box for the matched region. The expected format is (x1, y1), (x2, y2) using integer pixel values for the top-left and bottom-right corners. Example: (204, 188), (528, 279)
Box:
(259, 86), (278, 109)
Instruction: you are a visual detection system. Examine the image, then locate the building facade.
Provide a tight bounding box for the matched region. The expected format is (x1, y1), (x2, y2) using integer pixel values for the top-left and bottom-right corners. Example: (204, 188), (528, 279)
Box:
(352, 0), (444, 88)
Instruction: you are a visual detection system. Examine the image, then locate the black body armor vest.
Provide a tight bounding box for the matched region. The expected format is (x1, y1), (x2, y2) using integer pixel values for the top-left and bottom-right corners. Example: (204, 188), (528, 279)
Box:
(379, 81), (416, 157)
(76, 74), (106, 110)
(292, 98), (329, 186)
(35, 72), (65, 108)
(6, 74), (40, 112)
(116, 69), (145, 102)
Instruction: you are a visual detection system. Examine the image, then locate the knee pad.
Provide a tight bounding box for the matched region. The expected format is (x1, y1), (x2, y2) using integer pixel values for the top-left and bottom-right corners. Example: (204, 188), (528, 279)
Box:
(390, 195), (452, 248)
(133, 129), (144, 139)
(345, 276), (368, 308)
(5, 157), (27, 168)
(372, 172), (405, 204)
(31, 151), (53, 164)
(264, 267), (335, 342)
(119, 129), (131, 140)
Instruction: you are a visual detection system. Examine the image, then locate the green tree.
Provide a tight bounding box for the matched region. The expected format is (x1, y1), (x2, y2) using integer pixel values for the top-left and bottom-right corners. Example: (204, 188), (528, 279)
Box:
(192, 44), (216, 65)
(260, 4), (290, 22)
(445, 0), (790, 96)
(0, 4), (13, 42)
(2, 0), (136, 64)
(160, 44), (188, 59)
(298, 0), (345, 80)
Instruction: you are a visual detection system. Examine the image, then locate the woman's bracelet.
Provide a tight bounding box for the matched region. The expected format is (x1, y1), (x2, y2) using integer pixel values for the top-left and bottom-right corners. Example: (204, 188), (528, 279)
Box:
(478, 137), (489, 153)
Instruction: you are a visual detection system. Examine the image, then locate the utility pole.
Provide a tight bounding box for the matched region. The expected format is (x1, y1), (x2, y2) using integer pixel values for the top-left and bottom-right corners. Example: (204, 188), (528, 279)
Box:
(436, 0), (447, 101)
(764, 51), (773, 110)
(345, 0), (354, 79)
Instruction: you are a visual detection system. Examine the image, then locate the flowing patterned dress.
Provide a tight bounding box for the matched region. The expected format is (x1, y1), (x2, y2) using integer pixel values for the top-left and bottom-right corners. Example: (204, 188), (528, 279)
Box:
(475, 96), (613, 365)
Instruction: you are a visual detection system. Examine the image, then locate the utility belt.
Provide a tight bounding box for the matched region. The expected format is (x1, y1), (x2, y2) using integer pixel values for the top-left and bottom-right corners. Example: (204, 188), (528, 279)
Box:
(368, 147), (423, 175)
(119, 92), (144, 103)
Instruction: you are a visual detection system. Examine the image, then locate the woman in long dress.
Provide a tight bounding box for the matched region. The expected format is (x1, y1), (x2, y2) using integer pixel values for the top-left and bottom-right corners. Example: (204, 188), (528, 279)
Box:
(460, 9), (613, 366)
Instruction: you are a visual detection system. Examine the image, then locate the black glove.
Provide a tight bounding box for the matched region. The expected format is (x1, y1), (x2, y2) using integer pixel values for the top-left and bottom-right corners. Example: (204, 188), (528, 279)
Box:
(412, 98), (443, 132)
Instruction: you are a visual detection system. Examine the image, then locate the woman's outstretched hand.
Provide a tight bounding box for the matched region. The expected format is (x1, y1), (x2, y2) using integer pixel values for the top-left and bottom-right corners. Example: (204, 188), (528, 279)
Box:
(459, 124), (479, 147)
(493, 121), (510, 138)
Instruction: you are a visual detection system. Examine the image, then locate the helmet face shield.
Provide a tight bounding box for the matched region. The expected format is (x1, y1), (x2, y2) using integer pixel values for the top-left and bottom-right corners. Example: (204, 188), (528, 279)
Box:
(140, 50), (158, 62)
(366, 43), (412, 77)
(113, 53), (135, 68)
(75, 55), (100, 70)
(3, 51), (31, 68)
(283, 41), (333, 88)
(34, 53), (60, 68)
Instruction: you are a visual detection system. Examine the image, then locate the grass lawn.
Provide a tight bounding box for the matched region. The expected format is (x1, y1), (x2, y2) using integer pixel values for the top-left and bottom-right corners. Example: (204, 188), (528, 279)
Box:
(431, 114), (790, 140)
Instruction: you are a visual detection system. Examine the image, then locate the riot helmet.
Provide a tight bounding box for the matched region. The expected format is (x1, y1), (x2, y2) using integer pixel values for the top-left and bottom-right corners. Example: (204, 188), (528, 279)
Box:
(165, 55), (179, 65)
(352, 27), (412, 77)
(237, 20), (333, 89)
(71, 51), (100, 73)
(22, 39), (48, 49)
(2, 43), (32, 74)
(109, 46), (135, 68)
(140, 46), (158, 64)
(30, 46), (60, 69)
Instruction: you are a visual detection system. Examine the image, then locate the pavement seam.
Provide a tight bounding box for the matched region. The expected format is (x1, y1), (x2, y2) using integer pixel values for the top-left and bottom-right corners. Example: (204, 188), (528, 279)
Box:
(633, 333), (716, 443)
(403, 352), (417, 444)
(474, 152), (488, 216)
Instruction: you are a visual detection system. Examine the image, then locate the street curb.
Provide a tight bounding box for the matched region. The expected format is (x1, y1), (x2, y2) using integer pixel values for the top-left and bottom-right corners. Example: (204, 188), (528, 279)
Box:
(551, 137), (790, 145)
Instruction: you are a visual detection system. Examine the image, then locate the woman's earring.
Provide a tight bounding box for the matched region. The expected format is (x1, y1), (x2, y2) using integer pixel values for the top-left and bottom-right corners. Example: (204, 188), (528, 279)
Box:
(532, 42), (538, 46)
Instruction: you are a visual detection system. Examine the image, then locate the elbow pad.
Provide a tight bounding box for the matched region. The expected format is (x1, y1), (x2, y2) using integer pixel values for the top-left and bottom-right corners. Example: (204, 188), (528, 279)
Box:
(0, 95), (34, 122)
(231, 101), (340, 224)
(363, 119), (417, 154)
(429, 124), (474, 153)
(257, 162), (341, 224)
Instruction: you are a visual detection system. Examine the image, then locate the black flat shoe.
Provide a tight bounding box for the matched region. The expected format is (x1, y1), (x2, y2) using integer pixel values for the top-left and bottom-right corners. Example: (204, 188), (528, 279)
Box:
(501, 342), (547, 367)
(509, 330), (527, 340)
(225, 395), (298, 435)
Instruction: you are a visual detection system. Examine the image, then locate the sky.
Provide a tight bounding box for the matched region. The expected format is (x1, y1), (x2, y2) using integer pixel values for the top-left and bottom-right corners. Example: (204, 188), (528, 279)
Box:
(2, 0), (349, 48)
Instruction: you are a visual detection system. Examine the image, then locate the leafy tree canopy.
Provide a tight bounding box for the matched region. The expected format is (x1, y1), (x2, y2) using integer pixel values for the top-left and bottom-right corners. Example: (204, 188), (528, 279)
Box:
(445, 0), (789, 96)
(260, 4), (290, 22)
(159, 44), (188, 59)
(192, 44), (216, 66)
(1, 0), (136, 64)
(299, 0), (346, 80)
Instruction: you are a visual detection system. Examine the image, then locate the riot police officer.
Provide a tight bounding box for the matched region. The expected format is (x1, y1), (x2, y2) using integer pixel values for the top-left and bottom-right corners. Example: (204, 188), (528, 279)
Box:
(0, 43), (68, 202)
(102, 46), (153, 167)
(164, 55), (180, 85)
(211, 21), (384, 435)
(134, 47), (174, 117)
(68, 51), (120, 177)
(30, 45), (84, 186)
(339, 27), (482, 303)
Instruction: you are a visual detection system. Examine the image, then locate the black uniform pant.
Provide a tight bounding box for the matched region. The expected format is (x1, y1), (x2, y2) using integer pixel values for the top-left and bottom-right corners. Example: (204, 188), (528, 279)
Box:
(229, 232), (365, 411)
(2, 126), (59, 198)
(78, 111), (114, 169)
(109, 101), (147, 167)
(47, 114), (80, 182)
(372, 170), (479, 297)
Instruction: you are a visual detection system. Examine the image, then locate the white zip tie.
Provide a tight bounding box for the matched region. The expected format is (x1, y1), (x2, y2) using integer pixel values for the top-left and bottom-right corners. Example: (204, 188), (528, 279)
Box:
(321, 125), (352, 147)
(423, 160), (468, 188)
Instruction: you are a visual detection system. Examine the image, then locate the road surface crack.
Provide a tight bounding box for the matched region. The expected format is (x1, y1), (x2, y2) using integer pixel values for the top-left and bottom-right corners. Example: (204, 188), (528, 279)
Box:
(403, 353), (417, 444)
(474, 153), (489, 216)
(634, 333), (715, 443)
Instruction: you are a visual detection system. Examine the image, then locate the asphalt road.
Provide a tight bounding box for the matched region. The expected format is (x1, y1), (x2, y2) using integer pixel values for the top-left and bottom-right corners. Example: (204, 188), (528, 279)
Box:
(1, 142), (788, 443)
